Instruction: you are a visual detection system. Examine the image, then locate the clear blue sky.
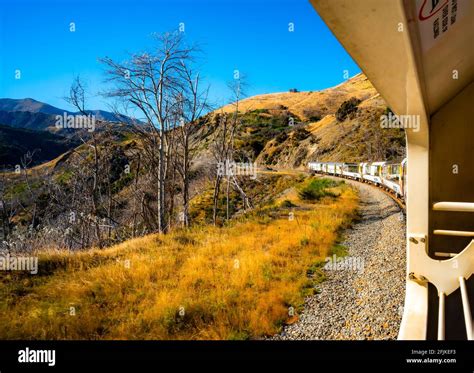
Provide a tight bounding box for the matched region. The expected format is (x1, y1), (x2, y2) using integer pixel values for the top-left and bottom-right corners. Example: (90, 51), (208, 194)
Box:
(0, 0), (361, 111)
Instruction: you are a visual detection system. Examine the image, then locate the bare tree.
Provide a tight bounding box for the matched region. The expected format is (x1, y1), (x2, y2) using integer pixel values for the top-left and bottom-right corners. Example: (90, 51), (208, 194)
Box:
(62, 76), (129, 249)
(211, 112), (228, 225)
(173, 61), (210, 227)
(19, 150), (40, 232)
(225, 78), (252, 214)
(100, 32), (196, 233)
(211, 77), (252, 225)
(0, 171), (19, 243)
(65, 77), (105, 248)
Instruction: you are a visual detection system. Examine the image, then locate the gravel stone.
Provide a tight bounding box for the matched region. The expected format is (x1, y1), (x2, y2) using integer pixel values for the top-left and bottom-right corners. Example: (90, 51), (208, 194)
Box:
(272, 179), (406, 340)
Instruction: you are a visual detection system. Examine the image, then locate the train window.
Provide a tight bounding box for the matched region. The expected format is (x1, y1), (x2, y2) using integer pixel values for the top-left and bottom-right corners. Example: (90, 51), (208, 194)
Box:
(346, 164), (359, 173)
(385, 164), (400, 182)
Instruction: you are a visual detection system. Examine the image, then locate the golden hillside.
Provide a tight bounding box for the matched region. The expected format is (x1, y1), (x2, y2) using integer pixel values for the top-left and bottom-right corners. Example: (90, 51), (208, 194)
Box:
(216, 74), (405, 168)
(221, 73), (378, 121)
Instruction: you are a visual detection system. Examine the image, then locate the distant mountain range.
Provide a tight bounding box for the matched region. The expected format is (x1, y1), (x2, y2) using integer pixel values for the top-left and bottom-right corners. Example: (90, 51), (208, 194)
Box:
(0, 98), (135, 133)
(0, 98), (136, 167)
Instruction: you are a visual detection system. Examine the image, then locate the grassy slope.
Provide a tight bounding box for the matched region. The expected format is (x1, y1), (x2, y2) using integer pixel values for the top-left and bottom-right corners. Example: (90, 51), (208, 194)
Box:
(220, 73), (375, 121)
(0, 176), (358, 340)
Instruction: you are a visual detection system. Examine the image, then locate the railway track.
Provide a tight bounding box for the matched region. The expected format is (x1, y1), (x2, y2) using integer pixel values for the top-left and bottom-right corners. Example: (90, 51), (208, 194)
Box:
(308, 171), (406, 211)
(274, 175), (406, 340)
(339, 176), (405, 211)
(265, 167), (406, 210)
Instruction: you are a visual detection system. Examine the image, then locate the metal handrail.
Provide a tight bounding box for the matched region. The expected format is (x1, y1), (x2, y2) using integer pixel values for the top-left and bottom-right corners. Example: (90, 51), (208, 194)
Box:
(438, 292), (446, 340)
(433, 202), (474, 212)
(459, 277), (473, 340)
(434, 230), (474, 237)
(436, 280), (472, 340)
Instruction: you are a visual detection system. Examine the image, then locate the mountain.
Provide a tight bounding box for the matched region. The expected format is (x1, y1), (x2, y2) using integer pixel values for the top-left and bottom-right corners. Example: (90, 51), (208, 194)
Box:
(0, 124), (79, 167)
(0, 98), (135, 133)
(0, 98), (67, 116)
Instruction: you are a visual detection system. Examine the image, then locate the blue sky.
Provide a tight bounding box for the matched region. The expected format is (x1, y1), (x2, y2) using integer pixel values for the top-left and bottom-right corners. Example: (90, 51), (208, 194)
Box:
(0, 0), (361, 111)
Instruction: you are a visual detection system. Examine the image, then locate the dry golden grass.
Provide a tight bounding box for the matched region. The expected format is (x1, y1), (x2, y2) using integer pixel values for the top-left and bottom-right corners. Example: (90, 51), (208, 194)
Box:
(0, 179), (358, 340)
(220, 73), (376, 121)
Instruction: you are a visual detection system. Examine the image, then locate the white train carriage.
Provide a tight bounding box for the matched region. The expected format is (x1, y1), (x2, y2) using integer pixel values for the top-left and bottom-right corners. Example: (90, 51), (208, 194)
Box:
(382, 162), (403, 197)
(361, 162), (384, 185)
(325, 162), (337, 175)
(341, 163), (360, 180)
(308, 162), (324, 173)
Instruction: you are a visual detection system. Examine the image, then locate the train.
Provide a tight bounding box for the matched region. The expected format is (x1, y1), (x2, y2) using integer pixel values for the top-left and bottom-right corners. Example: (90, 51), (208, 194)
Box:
(308, 159), (407, 200)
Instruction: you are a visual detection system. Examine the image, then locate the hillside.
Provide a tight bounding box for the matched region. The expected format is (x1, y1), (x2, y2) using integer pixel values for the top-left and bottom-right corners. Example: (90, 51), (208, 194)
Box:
(209, 73), (405, 168)
(0, 74), (405, 170)
(221, 73), (374, 120)
(0, 125), (79, 167)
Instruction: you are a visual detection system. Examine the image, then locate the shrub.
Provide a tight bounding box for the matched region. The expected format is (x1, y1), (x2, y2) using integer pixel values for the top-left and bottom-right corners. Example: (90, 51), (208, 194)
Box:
(302, 108), (322, 122)
(292, 127), (311, 142)
(275, 132), (288, 144)
(336, 97), (361, 122)
(298, 178), (340, 201)
(384, 107), (394, 116)
(247, 139), (264, 156)
(300, 237), (310, 246)
(251, 108), (269, 114)
(280, 199), (296, 208)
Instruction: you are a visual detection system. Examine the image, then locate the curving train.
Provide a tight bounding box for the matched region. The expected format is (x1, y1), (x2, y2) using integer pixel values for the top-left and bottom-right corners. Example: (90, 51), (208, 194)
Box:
(308, 159), (407, 200)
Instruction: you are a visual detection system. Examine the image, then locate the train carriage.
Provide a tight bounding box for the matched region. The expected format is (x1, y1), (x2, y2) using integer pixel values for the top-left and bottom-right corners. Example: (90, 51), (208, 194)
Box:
(381, 162), (403, 197)
(335, 163), (344, 176)
(361, 162), (385, 185)
(342, 163), (361, 180)
(325, 162), (337, 175)
(308, 160), (405, 199)
(308, 162), (324, 173)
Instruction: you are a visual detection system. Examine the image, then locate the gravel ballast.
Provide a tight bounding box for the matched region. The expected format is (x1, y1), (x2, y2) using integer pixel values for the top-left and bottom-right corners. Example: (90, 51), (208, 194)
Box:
(273, 179), (406, 340)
